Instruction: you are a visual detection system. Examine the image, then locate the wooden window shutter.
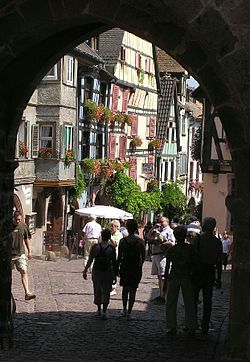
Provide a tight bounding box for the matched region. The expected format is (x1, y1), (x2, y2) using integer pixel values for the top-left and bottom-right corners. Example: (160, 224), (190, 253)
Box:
(122, 89), (129, 113)
(131, 114), (138, 136)
(31, 125), (39, 158)
(119, 136), (127, 160)
(149, 117), (156, 138)
(135, 52), (140, 69)
(112, 85), (119, 112)
(109, 134), (116, 160)
(129, 155), (137, 181)
(60, 124), (65, 158)
(148, 58), (151, 73)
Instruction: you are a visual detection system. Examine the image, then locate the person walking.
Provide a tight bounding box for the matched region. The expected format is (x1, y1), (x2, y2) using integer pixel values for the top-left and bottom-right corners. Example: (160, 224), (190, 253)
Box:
(221, 231), (231, 270)
(116, 219), (145, 320)
(109, 219), (123, 296)
(147, 216), (175, 304)
(83, 229), (116, 320)
(164, 225), (197, 335)
(143, 221), (152, 256)
(82, 215), (102, 271)
(11, 210), (36, 301)
(192, 217), (223, 335)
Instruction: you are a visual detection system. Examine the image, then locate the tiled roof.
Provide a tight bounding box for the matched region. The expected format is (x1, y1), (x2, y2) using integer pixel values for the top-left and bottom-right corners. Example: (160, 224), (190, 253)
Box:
(156, 47), (185, 73)
(99, 28), (125, 65)
(157, 77), (176, 155)
(186, 98), (203, 119)
(73, 42), (104, 63)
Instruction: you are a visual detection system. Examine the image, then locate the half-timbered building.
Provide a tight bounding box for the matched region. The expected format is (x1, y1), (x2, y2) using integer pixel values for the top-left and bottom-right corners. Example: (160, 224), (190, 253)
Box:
(99, 29), (158, 191)
(193, 87), (233, 232)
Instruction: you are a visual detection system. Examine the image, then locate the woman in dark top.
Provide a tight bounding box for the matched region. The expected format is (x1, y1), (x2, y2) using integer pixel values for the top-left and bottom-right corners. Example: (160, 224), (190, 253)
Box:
(83, 229), (116, 320)
(117, 219), (145, 320)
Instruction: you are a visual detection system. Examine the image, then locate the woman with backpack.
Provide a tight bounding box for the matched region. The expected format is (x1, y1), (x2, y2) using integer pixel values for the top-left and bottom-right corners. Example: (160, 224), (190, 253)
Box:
(83, 229), (116, 320)
(116, 219), (145, 320)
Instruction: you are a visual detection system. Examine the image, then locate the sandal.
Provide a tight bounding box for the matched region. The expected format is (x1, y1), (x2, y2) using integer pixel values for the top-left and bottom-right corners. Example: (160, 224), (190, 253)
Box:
(25, 294), (36, 301)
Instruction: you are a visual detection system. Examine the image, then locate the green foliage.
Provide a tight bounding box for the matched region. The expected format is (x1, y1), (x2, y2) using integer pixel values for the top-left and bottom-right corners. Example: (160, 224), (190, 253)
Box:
(191, 127), (202, 162)
(161, 180), (187, 220)
(138, 68), (145, 84)
(145, 188), (162, 212)
(85, 99), (98, 119)
(82, 158), (100, 174)
(69, 165), (85, 199)
(107, 172), (162, 219)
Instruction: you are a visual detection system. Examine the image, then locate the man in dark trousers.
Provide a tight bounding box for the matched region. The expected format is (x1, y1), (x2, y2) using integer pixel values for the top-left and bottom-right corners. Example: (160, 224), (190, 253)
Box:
(193, 217), (223, 335)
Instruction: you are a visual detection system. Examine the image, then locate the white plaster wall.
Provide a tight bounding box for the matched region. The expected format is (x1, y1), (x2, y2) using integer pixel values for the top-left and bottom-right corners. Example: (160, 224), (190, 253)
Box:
(202, 173), (232, 233)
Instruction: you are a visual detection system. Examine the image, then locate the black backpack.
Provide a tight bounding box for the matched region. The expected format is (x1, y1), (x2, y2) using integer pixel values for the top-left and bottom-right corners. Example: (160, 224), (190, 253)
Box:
(94, 244), (112, 271)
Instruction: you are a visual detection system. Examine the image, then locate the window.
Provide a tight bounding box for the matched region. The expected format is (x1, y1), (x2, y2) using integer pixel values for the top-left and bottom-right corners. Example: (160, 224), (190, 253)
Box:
(43, 64), (58, 80)
(165, 161), (168, 181)
(179, 154), (188, 175)
(99, 83), (108, 106)
(64, 125), (73, 150)
(135, 52), (141, 69)
(40, 125), (53, 149)
(66, 56), (74, 85)
(181, 116), (186, 136)
(120, 46), (126, 62)
(171, 128), (176, 143)
(82, 131), (90, 159)
(96, 133), (103, 159)
(92, 79), (100, 103)
(145, 58), (151, 73)
(17, 119), (28, 158)
(84, 77), (93, 101)
(170, 161), (175, 180)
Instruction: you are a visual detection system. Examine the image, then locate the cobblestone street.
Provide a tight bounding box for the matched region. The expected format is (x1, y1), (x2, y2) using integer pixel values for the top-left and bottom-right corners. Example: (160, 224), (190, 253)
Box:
(1, 257), (231, 362)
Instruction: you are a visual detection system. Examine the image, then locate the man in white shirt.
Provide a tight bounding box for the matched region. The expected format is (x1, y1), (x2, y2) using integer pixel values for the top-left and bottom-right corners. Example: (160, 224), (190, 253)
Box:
(147, 216), (175, 304)
(82, 215), (102, 270)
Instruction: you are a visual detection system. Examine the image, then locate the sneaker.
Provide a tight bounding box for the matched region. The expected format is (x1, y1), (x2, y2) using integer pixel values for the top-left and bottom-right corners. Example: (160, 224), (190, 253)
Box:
(25, 294), (36, 301)
(110, 289), (117, 296)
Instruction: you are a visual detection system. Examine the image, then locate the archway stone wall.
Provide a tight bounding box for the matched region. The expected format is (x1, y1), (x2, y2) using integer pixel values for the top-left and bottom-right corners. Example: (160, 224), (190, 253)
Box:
(0, 1), (250, 359)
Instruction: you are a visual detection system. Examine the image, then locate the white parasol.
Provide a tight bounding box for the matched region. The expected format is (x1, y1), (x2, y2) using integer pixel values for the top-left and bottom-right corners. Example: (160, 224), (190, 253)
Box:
(75, 205), (133, 220)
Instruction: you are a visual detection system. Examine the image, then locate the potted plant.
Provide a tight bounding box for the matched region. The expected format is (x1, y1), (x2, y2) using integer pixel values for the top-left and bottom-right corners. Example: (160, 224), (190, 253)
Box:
(64, 148), (75, 166)
(130, 136), (143, 148)
(100, 160), (115, 179)
(102, 107), (113, 125)
(148, 139), (161, 150)
(114, 112), (123, 125)
(82, 158), (100, 176)
(19, 141), (28, 157)
(38, 147), (52, 158)
(84, 99), (98, 120)
(123, 113), (132, 125)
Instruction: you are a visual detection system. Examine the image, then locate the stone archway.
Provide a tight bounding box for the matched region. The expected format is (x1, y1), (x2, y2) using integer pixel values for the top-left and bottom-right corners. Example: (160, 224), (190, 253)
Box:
(0, 1), (249, 359)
